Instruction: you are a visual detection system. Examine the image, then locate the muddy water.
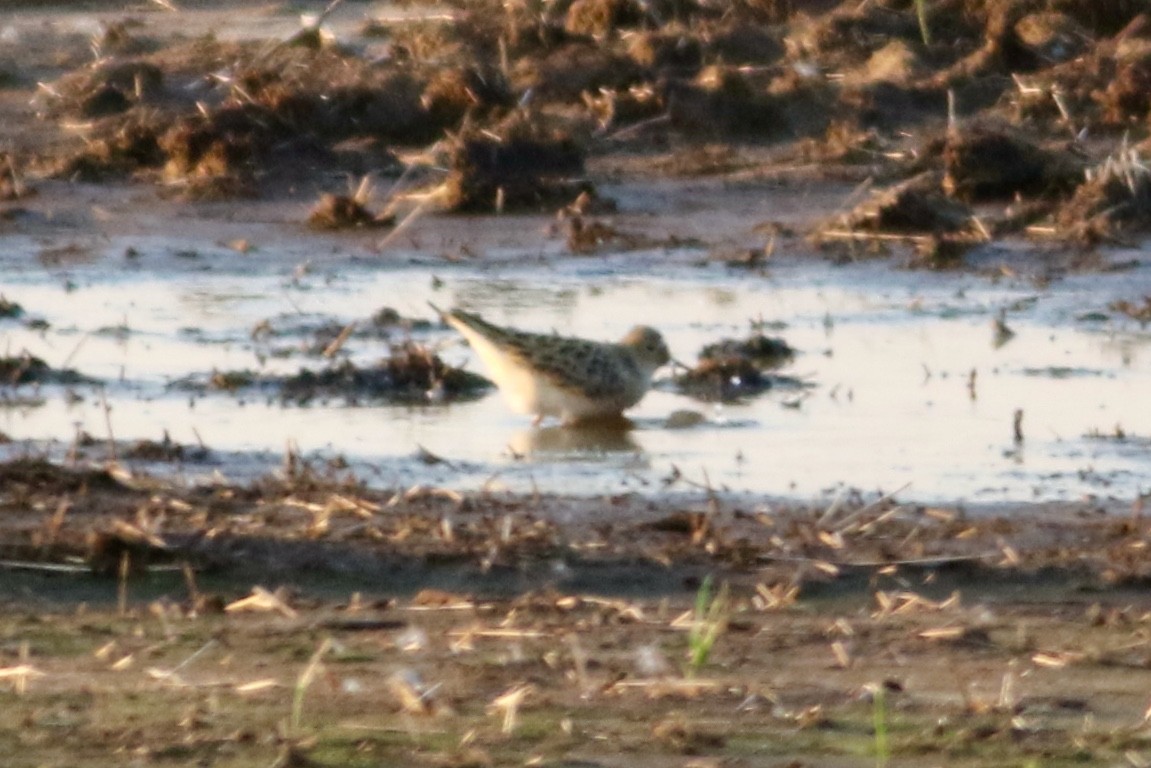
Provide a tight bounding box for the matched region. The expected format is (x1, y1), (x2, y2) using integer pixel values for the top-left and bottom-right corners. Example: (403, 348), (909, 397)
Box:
(2, 233), (1148, 506)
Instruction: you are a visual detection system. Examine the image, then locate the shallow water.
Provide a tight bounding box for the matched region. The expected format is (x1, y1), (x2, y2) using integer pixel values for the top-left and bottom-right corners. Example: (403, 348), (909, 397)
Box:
(2, 232), (1149, 506)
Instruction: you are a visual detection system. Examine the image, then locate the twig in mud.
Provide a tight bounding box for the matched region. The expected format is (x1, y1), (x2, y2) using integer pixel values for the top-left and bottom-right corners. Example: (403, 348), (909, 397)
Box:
(40, 500), (71, 554)
(946, 89), (956, 137)
(226, 586), (299, 618)
(167, 639), (218, 680)
(489, 683), (533, 735)
(321, 321), (356, 358)
(0, 642), (43, 695)
(1050, 86), (1077, 137)
(67, 424), (82, 466)
(414, 444), (451, 467)
(756, 551), (999, 569)
(969, 213), (991, 241)
(181, 561), (204, 606)
(608, 678), (724, 693)
(3, 154), (26, 198)
(829, 482), (912, 534)
(753, 581), (799, 611)
(858, 506), (904, 535)
(818, 229), (935, 246)
(388, 669), (437, 715)
(117, 551), (130, 616)
(283, 439), (300, 481)
(376, 188), (444, 252)
(567, 634), (589, 694)
(0, 560), (90, 573)
(291, 637), (333, 734)
(385, 484), (464, 507)
(603, 113), (671, 142)
(60, 331), (90, 368)
(446, 627), (546, 639)
(818, 487), (848, 527)
(997, 659), (1019, 712)
(830, 177), (875, 224)
(100, 387), (117, 463)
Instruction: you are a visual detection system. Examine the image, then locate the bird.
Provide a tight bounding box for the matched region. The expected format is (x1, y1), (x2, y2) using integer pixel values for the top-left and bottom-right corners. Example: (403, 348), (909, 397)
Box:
(431, 304), (670, 425)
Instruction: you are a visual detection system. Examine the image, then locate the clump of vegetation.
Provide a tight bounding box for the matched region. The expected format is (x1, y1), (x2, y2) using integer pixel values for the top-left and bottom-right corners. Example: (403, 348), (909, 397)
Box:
(281, 342), (490, 405)
(0, 296), (24, 319)
(676, 332), (803, 401)
(0, 354), (91, 385)
(442, 119), (589, 212)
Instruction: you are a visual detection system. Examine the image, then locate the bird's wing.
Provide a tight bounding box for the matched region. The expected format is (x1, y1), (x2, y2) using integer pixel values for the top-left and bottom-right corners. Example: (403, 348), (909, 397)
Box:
(513, 337), (638, 400)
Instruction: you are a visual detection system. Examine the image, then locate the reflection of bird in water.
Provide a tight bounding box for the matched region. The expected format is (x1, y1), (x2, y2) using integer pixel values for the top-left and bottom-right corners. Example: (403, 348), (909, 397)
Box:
(431, 304), (670, 425)
(507, 422), (642, 457)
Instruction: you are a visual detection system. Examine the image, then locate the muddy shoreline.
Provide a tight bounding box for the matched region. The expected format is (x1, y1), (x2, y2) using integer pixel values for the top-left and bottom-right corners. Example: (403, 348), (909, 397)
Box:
(3, 455), (1151, 766)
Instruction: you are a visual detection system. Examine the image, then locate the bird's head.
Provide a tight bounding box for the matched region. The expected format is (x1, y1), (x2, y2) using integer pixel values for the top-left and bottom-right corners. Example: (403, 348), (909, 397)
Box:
(620, 326), (671, 371)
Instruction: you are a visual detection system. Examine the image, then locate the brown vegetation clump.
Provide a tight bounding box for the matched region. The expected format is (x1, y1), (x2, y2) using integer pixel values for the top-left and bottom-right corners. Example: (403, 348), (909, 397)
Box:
(0, 154), (33, 200)
(280, 343), (490, 405)
(308, 192), (395, 231)
(565, 0), (646, 38)
(676, 333), (802, 401)
(666, 65), (786, 137)
(0, 354), (90, 385)
(421, 66), (515, 127)
(1110, 295), (1151, 324)
(43, 40), (457, 194)
(1098, 43), (1151, 125)
(512, 41), (644, 99)
(11, 0), (1151, 255)
(1055, 141), (1151, 244)
(442, 120), (588, 212)
(53, 117), (165, 181)
(626, 31), (704, 74)
(699, 334), (795, 369)
(942, 123), (1084, 201)
(847, 172), (974, 235)
(1013, 12), (1091, 63)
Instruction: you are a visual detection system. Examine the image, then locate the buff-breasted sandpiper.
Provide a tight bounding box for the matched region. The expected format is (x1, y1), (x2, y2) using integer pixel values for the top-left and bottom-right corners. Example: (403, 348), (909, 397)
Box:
(432, 304), (670, 424)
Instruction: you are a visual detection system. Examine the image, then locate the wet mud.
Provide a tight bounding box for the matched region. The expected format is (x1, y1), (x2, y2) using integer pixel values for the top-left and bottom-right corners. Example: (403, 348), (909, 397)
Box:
(3, 457), (1151, 766)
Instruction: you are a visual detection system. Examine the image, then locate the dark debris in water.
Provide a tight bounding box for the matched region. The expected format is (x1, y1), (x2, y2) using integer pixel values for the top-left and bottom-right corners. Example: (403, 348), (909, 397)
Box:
(0, 296), (24, 319)
(123, 432), (209, 463)
(0, 355), (93, 386)
(675, 333), (804, 402)
(699, 333), (795, 370)
(249, 307), (434, 358)
(280, 342), (490, 405)
(1110, 296), (1151, 325)
(182, 342), (490, 405)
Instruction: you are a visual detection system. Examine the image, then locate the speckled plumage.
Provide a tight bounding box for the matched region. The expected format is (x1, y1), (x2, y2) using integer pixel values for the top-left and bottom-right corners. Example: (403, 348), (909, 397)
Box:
(433, 305), (670, 424)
